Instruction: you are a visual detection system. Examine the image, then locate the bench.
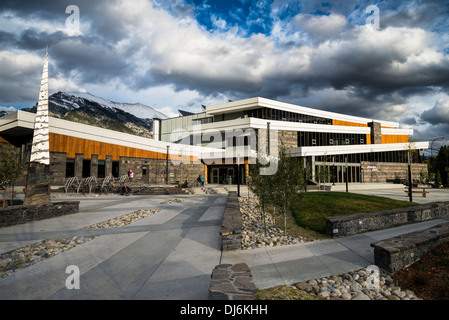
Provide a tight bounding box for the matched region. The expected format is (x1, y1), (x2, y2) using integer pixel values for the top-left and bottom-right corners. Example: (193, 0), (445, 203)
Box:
(404, 186), (430, 197)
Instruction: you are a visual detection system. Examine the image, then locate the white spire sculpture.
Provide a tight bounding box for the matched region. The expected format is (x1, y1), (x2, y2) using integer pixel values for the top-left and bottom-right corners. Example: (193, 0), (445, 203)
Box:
(29, 49), (50, 165)
(25, 49), (51, 205)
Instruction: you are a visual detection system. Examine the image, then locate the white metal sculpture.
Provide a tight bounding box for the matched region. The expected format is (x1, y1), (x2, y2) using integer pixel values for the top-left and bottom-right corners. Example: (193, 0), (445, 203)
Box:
(30, 50), (50, 165)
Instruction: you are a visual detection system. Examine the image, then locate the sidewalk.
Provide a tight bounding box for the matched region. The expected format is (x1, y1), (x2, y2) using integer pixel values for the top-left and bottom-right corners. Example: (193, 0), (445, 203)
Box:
(1, 186), (448, 299)
(221, 216), (449, 289)
(0, 193), (226, 300)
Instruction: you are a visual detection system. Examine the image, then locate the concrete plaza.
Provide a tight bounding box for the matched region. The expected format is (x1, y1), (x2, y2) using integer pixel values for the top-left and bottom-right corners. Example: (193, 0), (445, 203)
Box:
(0, 184), (448, 299)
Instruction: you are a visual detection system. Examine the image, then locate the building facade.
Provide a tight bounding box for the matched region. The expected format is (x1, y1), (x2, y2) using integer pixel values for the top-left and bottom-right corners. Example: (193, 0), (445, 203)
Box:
(155, 97), (429, 184)
(1, 97), (429, 187)
(0, 111), (210, 186)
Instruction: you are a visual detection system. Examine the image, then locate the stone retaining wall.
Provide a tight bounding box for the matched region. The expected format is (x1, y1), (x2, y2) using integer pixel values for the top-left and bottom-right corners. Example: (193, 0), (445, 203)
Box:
(326, 201), (449, 238)
(208, 263), (257, 300)
(0, 201), (80, 228)
(220, 191), (242, 251)
(370, 222), (449, 273)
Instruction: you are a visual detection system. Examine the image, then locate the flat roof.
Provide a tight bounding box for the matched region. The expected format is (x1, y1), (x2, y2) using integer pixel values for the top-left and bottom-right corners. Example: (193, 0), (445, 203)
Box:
(0, 110), (223, 158)
(205, 97), (399, 128)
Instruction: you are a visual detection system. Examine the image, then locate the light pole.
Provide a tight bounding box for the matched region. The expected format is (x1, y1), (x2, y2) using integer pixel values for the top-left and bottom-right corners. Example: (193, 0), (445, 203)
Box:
(237, 153), (240, 197)
(166, 145), (170, 184)
(332, 156), (335, 186)
(408, 150), (412, 202)
(431, 137), (445, 158)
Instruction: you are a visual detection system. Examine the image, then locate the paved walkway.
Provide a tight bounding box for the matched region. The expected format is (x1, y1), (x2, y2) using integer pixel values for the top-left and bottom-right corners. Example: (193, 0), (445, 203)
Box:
(0, 185), (448, 299)
(0, 194), (225, 300)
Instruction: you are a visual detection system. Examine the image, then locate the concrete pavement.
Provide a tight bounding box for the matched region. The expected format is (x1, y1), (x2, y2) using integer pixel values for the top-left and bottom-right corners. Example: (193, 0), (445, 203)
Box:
(0, 185), (448, 299)
(0, 193), (225, 300)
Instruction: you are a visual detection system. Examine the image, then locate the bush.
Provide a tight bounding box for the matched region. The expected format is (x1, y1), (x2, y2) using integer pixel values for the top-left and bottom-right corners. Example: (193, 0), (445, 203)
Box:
(436, 275), (449, 298)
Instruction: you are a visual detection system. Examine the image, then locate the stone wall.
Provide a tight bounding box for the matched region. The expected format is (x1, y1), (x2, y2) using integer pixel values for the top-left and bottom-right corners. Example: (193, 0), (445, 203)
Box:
(120, 157), (204, 185)
(326, 201), (449, 238)
(361, 162), (427, 183)
(50, 152), (66, 184)
(278, 130), (297, 148)
(368, 122), (382, 144)
(0, 201), (80, 228)
(220, 191), (243, 251)
(371, 222), (449, 273)
(208, 263), (257, 300)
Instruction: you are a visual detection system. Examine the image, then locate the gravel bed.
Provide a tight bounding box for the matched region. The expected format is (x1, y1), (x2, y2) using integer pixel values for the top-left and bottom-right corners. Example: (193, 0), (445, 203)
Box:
(0, 208), (161, 278)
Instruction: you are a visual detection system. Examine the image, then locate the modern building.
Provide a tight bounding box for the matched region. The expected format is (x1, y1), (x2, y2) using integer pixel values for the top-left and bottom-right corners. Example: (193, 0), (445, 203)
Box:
(1, 97), (429, 187)
(0, 110), (220, 186)
(155, 97), (429, 184)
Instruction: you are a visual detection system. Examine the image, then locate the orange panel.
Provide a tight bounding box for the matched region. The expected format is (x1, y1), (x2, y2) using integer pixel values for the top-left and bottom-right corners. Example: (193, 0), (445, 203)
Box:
(332, 120), (368, 127)
(49, 133), (169, 161)
(382, 135), (409, 144)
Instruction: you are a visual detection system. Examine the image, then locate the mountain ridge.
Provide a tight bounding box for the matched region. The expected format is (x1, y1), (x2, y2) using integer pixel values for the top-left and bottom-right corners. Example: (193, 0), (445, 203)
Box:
(20, 91), (169, 138)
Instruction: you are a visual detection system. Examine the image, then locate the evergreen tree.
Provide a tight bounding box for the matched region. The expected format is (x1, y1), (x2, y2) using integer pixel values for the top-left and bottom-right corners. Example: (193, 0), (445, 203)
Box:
(0, 143), (24, 207)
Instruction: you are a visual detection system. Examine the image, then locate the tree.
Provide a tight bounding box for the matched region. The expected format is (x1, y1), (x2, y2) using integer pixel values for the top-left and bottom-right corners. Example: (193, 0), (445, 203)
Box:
(249, 146), (307, 236)
(0, 143), (24, 207)
(249, 157), (274, 236)
(271, 147), (306, 235)
(316, 155), (330, 189)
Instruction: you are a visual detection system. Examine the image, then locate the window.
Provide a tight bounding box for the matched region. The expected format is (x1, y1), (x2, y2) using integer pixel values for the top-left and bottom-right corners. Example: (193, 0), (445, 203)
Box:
(82, 159), (91, 178)
(66, 159), (75, 178)
(112, 161), (120, 178)
(98, 160), (106, 178)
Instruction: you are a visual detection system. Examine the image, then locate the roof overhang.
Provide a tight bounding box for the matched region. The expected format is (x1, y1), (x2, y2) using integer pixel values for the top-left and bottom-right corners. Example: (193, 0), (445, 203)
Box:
(205, 97), (399, 128)
(288, 141), (430, 157)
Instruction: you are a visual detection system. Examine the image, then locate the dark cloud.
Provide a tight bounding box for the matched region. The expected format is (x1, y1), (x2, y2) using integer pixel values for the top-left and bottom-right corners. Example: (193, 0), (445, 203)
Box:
(421, 99), (449, 126)
(0, 0), (448, 144)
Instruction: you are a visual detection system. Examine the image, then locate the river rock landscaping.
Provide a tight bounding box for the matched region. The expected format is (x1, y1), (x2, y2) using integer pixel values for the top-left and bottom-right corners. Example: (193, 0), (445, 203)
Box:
(241, 196), (423, 300)
(293, 268), (421, 300)
(0, 236), (95, 278)
(85, 208), (161, 229)
(160, 198), (183, 204)
(0, 208), (161, 278)
(240, 197), (305, 249)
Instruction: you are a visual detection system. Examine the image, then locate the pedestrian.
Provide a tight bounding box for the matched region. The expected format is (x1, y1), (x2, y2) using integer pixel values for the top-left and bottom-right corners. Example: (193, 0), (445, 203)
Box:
(200, 174), (204, 186)
(128, 170), (134, 181)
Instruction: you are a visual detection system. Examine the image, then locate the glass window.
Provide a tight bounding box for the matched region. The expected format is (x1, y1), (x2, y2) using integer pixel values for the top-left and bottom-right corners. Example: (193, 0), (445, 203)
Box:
(66, 159), (75, 178)
(82, 159), (91, 178)
(98, 160), (106, 178)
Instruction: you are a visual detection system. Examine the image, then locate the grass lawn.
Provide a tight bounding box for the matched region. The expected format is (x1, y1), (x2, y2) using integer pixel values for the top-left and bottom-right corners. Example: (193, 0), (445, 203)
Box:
(290, 191), (418, 234)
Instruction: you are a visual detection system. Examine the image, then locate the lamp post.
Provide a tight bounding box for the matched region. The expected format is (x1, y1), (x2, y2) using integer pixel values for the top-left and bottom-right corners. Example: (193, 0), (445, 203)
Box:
(237, 153), (240, 197)
(431, 137), (445, 158)
(345, 156), (348, 193)
(166, 145), (170, 184)
(408, 150), (412, 202)
(332, 156), (335, 186)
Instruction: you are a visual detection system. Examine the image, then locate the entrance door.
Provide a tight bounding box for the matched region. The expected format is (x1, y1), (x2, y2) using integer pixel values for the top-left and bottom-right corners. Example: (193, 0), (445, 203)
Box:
(212, 168), (219, 184)
(228, 168), (234, 184)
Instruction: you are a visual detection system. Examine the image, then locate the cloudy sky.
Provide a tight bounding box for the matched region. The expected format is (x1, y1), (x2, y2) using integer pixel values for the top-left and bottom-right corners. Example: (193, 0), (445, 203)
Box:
(0, 0), (448, 151)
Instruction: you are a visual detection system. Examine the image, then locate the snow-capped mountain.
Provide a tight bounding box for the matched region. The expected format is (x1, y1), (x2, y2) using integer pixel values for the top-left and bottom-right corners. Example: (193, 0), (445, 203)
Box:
(63, 92), (168, 120)
(0, 106), (17, 117)
(23, 92), (169, 138)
